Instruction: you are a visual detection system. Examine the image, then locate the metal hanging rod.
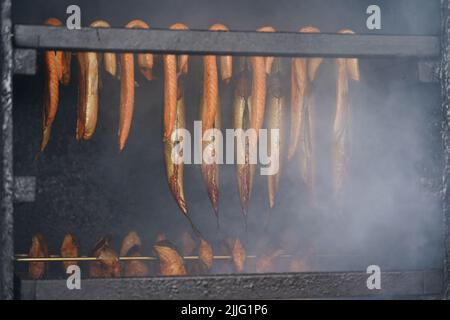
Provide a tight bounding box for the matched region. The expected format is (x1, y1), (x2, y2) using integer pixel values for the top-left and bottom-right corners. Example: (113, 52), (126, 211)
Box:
(15, 254), (295, 262)
(14, 25), (440, 58)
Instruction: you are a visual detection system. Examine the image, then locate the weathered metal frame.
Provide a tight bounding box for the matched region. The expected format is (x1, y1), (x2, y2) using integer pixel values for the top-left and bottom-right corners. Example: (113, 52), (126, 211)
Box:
(0, 0), (13, 300)
(18, 270), (443, 300)
(14, 25), (440, 58)
(441, 0), (450, 300)
(1, 0), (449, 300)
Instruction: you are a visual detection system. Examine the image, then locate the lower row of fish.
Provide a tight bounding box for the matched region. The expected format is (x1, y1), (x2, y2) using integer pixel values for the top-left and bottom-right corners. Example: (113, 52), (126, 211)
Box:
(26, 232), (309, 279)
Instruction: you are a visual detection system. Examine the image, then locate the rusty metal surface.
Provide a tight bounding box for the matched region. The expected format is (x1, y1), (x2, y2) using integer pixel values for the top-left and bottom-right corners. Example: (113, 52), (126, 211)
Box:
(18, 270), (443, 300)
(0, 0), (14, 300)
(441, 0), (450, 300)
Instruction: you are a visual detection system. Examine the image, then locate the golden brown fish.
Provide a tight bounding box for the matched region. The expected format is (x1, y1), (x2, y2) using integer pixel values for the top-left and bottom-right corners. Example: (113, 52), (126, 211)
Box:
(266, 58), (286, 208)
(90, 20), (117, 78)
(333, 29), (360, 197)
(200, 24), (232, 220)
(28, 234), (49, 280)
(164, 24), (189, 215)
(153, 240), (186, 276)
(231, 239), (246, 273)
(163, 23), (189, 141)
(288, 26), (322, 161)
(89, 237), (121, 278)
(60, 233), (79, 272)
(199, 238), (214, 270)
(119, 231), (142, 257)
(76, 51), (99, 140)
(120, 231), (149, 277)
(249, 26), (275, 144)
(288, 27), (324, 199)
(40, 18), (64, 152)
(234, 58), (254, 220)
(118, 20), (154, 151)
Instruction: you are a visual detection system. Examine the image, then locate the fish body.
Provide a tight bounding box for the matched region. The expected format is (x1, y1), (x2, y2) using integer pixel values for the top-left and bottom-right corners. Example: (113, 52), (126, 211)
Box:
(333, 29), (360, 197)
(199, 238), (214, 270)
(154, 241), (187, 276)
(266, 59), (285, 208)
(288, 26), (324, 199)
(40, 18), (63, 152)
(60, 234), (79, 271)
(233, 58), (255, 217)
(164, 23), (190, 216)
(120, 231), (149, 277)
(118, 20), (153, 151)
(28, 234), (49, 280)
(231, 239), (246, 273)
(76, 51), (99, 140)
(89, 237), (121, 278)
(164, 95), (188, 214)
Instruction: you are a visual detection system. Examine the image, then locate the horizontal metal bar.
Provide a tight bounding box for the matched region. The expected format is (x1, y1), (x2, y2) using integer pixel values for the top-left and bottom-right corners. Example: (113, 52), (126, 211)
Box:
(14, 254), (266, 262)
(13, 49), (36, 75)
(18, 270), (443, 300)
(14, 25), (440, 58)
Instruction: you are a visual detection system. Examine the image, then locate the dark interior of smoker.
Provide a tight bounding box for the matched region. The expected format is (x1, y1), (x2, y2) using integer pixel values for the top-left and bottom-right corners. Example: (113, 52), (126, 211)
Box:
(9, 0), (446, 298)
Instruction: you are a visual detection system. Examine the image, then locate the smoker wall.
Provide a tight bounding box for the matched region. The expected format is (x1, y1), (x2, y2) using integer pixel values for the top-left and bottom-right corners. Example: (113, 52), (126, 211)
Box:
(11, 0), (444, 272)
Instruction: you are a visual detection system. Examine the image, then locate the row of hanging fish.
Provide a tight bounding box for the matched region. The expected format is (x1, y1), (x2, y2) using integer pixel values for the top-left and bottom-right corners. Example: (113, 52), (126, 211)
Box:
(26, 231), (308, 279)
(40, 18), (360, 229)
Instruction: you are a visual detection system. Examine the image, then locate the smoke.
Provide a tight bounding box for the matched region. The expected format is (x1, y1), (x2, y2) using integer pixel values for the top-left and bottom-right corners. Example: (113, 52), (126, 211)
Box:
(12, 0), (443, 276)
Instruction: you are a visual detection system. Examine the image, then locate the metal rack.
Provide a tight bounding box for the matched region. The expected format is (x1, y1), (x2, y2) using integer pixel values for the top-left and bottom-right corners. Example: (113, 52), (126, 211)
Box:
(1, 0), (450, 299)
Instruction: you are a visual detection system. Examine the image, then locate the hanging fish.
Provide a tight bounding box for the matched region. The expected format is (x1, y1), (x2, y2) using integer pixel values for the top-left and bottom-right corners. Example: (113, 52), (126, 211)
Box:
(164, 23), (189, 215)
(234, 57), (255, 221)
(333, 29), (360, 198)
(200, 24), (232, 221)
(118, 19), (153, 151)
(266, 58), (286, 208)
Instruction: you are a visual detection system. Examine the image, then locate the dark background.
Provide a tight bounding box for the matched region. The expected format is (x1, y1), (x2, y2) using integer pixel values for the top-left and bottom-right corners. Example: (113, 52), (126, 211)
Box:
(11, 0), (444, 275)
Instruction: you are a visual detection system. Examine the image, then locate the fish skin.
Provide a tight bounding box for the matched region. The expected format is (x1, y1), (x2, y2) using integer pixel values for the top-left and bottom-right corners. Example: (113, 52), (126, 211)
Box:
(118, 20), (153, 151)
(288, 26), (322, 161)
(200, 24), (232, 220)
(89, 237), (121, 278)
(28, 234), (49, 280)
(164, 23), (190, 215)
(76, 51), (99, 141)
(333, 29), (360, 197)
(164, 96), (188, 214)
(153, 241), (187, 276)
(60, 234), (79, 271)
(233, 59), (255, 217)
(90, 20), (117, 77)
(231, 239), (246, 273)
(120, 231), (149, 277)
(199, 238), (214, 270)
(40, 18), (63, 152)
(267, 67), (285, 208)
